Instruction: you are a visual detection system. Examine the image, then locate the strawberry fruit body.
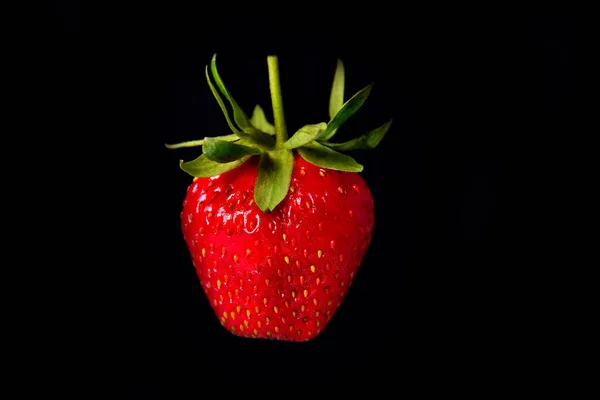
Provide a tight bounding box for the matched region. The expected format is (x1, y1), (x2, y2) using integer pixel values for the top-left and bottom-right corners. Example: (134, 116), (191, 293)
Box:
(167, 55), (392, 341)
(181, 154), (374, 341)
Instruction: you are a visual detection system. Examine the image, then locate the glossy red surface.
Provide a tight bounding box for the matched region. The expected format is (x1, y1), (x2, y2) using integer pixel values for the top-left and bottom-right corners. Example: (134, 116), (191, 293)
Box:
(181, 154), (374, 341)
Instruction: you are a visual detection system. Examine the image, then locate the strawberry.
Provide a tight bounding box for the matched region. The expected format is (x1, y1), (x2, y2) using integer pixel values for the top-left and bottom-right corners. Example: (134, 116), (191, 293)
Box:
(166, 54), (392, 341)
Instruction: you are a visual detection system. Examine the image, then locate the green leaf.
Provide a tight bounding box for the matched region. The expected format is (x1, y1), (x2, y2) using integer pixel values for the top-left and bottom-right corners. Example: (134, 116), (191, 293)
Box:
(202, 138), (262, 163)
(165, 134), (239, 150)
(329, 59), (345, 119)
(319, 83), (373, 141)
(250, 104), (275, 135)
(180, 154), (250, 178)
(254, 149), (294, 212)
(297, 142), (363, 172)
(210, 54), (262, 136)
(205, 66), (241, 136)
(283, 122), (327, 149)
(324, 119), (393, 151)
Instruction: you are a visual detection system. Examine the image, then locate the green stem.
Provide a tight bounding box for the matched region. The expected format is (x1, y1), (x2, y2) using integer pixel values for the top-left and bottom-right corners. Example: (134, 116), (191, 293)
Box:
(267, 55), (288, 147)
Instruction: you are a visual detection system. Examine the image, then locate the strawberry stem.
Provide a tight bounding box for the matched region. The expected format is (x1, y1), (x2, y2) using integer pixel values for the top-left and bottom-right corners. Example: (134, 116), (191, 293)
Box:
(267, 55), (288, 147)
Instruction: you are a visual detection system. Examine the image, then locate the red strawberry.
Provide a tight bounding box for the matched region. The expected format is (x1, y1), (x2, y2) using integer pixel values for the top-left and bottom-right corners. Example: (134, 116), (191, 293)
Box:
(167, 54), (392, 341)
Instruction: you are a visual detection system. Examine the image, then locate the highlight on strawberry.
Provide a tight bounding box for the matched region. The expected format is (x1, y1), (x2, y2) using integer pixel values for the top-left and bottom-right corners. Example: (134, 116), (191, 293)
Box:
(166, 54), (392, 341)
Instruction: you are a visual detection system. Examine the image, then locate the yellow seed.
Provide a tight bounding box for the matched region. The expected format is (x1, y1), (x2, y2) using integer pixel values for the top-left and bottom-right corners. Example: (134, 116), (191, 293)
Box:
(253, 329), (258, 335)
(289, 186), (295, 193)
(285, 300), (290, 308)
(283, 233), (287, 242)
(246, 310), (251, 318)
(231, 326), (235, 332)
(341, 281), (345, 287)
(274, 326), (279, 333)
(239, 325), (244, 332)
(303, 289), (308, 297)
(267, 331), (272, 336)
(223, 311), (228, 318)
(316, 321), (321, 327)
(255, 306), (260, 313)
(236, 305), (241, 313)
(313, 298), (318, 306)
(244, 320), (249, 327)
(217, 279), (221, 289)
(246, 249), (251, 256)
(291, 290), (296, 298)
(305, 201), (311, 209)
(327, 301), (333, 306)
(284, 256), (290, 264)
(315, 311), (320, 317)
(326, 311), (331, 316)
(274, 306), (279, 313)
(308, 331), (312, 336)
(281, 317), (286, 324)
(310, 265), (316, 273)
(230, 312), (236, 319)
(202, 248), (206, 257)
(300, 169), (306, 176)
(301, 304), (305, 312)
(266, 316), (271, 324)
(263, 297), (268, 305)
(292, 310), (297, 317)
(317, 250), (323, 258)
(265, 278), (270, 286)
(257, 321), (262, 328)
(287, 274), (292, 283)
(206, 282), (211, 289)
(213, 299), (218, 306)
(220, 317), (226, 325)
(316, 277), (321, 285)
(233, 254), (239, 263)
(228, 292), (232, 299)
(249, 199), (254, 206)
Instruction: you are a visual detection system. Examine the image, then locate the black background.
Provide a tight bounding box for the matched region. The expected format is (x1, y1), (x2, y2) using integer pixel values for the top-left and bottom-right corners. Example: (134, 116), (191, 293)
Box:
(52, 5), (575, 395)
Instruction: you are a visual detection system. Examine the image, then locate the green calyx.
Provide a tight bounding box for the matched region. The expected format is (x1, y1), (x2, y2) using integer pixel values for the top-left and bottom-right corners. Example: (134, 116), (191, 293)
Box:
(165, 54), (392, 212)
